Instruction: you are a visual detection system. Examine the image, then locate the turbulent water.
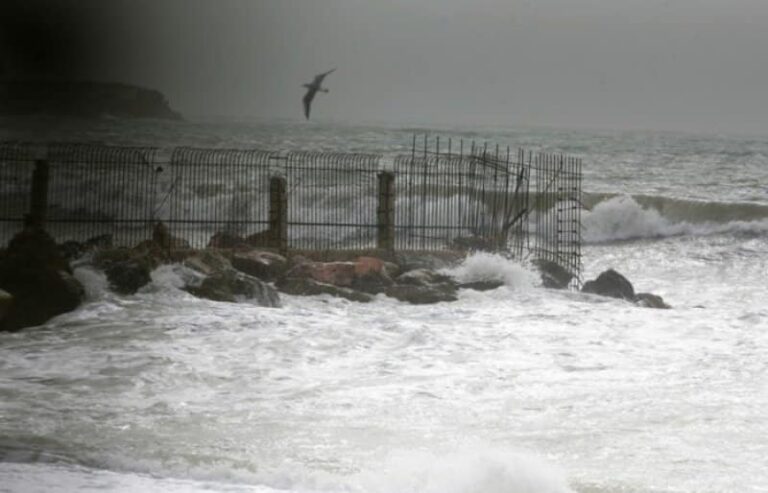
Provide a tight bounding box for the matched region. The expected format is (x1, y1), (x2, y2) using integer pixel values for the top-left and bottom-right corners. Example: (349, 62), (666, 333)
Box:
(1, 117), (767, 493)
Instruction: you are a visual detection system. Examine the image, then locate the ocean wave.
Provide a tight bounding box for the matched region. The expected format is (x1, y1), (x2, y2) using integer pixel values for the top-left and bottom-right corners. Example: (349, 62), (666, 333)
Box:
(582, 194), (768, 243)
(441, 251), (538, 289)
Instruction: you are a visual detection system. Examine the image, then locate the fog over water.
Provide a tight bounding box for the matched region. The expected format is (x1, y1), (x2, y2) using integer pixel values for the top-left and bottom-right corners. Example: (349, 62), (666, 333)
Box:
(3, 0), (768, 134)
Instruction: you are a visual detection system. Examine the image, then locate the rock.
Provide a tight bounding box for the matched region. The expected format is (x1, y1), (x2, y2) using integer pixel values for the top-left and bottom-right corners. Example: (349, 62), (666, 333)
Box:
(58, 240), (85, 261)
(533, 259), (574, 289)
(0, 289), (13, 320)
(183, 250), (233, 276)
(394, 252), (463, 271)
(246, 229), (277, 248)
(283, 261), (357, 287)
(276, 277), (373, 303)
(581, 269), (635, 301)
(0, 228), (85, 331)
(231, 250), (287, 281)
(396, 268), (456, 288)
(384, 283), (458, 304)
(186, 270), (280, 307)
(104, 258), (152, 295)
(152, 222), (190, 250)
(208, 231), (248, 249)
(634, 292), (671, 309)
(451, 235), (497, 252)
(84, 234), (113, 250)
(459, 280), (505, 291)
(348, 256), (394, 294)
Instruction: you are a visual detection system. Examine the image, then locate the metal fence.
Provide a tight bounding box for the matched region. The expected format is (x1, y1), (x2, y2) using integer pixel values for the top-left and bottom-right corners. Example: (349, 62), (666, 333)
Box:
(0, 142), (158, 248)
(0, 143), (35, 241)
(164, 147), (275, 248)
(394, 137), (531, 257)
(284, 151), (381, 250)
(0, 138), (583, 281)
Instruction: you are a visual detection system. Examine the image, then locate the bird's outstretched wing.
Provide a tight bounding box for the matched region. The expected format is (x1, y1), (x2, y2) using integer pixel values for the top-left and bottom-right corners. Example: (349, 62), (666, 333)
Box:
(303, 87), (316, 119)
(312, 68), (336, 86)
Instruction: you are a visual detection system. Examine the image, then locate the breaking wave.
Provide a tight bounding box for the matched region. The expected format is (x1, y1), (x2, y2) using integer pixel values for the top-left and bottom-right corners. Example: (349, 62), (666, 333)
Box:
(582, 194), (768, 243)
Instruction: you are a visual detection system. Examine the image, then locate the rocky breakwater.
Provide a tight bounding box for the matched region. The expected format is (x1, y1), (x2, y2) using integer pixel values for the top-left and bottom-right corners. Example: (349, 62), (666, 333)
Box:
(582, 268), (671, 309)
(0, 227), (85, 332)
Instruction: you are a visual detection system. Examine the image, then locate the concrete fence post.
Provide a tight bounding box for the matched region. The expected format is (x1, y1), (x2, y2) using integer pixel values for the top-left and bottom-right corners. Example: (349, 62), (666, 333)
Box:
(269, 176), (288, 253)
(25, 159), (49, 228)
(377, 171), (395, 251)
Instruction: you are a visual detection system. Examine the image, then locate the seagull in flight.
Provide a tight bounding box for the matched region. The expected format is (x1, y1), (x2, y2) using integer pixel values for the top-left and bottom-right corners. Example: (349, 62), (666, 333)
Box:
(302, 68), (335, 119)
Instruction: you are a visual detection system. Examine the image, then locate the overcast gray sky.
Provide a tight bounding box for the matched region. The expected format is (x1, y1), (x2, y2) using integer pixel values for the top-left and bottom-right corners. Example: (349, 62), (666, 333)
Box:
(5, 0), (768, 134)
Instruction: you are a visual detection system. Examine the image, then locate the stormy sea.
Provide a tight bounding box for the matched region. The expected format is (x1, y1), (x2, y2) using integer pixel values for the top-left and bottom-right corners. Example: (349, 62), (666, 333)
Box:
(1, 117), (766, 493)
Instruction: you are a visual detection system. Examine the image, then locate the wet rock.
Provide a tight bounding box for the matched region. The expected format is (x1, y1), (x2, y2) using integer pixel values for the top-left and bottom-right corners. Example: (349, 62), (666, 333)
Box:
(231, 250), (287, 281)
(186, 270), (280, 307)
(183, 250), (233, 276)
(0, 228), (85, 331)
(152, 222), (190, 250)
(349, 256), (394, 294)
(581, 269), (635, 301)
(283, 261), (357, 287)
(459, 280), (505, 291)
(384, 283), (458, 304)
(533, 259), (575, 289)
(58, 240), (85, 261)
(85, 234), (113, 250)
(104, 258), (153, 295)
(276, 277), (373, 303)
(246, 229), (278, 248)
(450, 235), (497, 252)
(0, 289), (13, 320)
(394, 252), (463, 271)
(634, 292), (671, 309)
(396, 268), (456, 288)
(208, 231), (248, 249)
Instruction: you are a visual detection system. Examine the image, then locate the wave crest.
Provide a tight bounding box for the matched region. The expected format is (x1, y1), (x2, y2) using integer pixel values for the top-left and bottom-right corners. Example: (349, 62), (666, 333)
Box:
(583, 195), (768, 243)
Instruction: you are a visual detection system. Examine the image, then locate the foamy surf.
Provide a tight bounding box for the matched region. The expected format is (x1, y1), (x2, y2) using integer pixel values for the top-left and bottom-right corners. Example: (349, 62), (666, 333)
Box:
(582, 195), (768, 243)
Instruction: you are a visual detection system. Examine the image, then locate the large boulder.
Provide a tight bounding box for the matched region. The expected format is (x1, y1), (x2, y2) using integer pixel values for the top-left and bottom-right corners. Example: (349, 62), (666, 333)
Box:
(104, 258), (153, 295)
(186, 270), (280, 306)
(396, 268), (456, 287)
(152, 222), (190, 250)
(208, 231), (248, 249)
(459, 280), (505, 291)
(533, 259), (575, 289)
(283, 261), (357, 287)
(0, 228), (85, 331)
(183, 250), (233, 276)
(386, 268), (459, 304)
(634, 292), (671, 309)
(383, 283), (458, 304)
(350, 256), (395, 294)
(276, 277), (373, 303)
(182, 249), (280, 307)
(0, 289), (13, 320)
(231, 250), (287, 282)
(581, 269), (635, 301)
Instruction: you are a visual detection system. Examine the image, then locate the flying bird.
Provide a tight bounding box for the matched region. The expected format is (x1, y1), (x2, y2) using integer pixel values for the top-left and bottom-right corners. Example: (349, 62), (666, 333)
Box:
(302, 68), (335, 119)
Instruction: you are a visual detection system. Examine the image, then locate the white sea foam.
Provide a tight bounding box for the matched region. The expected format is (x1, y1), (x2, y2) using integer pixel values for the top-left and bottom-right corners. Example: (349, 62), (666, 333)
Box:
(353, 446), (574, 493)
(442, 251), (538, 289)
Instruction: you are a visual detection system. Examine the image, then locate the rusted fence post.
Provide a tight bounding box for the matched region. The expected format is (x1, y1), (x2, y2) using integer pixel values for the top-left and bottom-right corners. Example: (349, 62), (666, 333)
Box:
(25, 159), (49, 229)
(269, 176), (287, 253)
(377, 171), (395, 251)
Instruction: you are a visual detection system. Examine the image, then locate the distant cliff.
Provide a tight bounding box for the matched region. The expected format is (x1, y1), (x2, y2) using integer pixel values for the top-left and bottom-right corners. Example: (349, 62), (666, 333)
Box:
(0, 80), (182, 120)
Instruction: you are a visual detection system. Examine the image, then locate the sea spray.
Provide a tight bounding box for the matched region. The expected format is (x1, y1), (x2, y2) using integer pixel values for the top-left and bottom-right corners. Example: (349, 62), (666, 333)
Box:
(353, 446), (574, 493)
(441, 252), (538, 290)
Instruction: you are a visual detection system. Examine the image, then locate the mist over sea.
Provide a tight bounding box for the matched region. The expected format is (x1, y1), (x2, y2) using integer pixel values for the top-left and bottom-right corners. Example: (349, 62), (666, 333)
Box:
(1, 117), (766, 493)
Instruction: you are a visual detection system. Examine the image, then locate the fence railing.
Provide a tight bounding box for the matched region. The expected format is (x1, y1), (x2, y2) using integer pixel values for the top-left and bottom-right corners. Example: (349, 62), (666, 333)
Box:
(0, 137), (583, 282)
